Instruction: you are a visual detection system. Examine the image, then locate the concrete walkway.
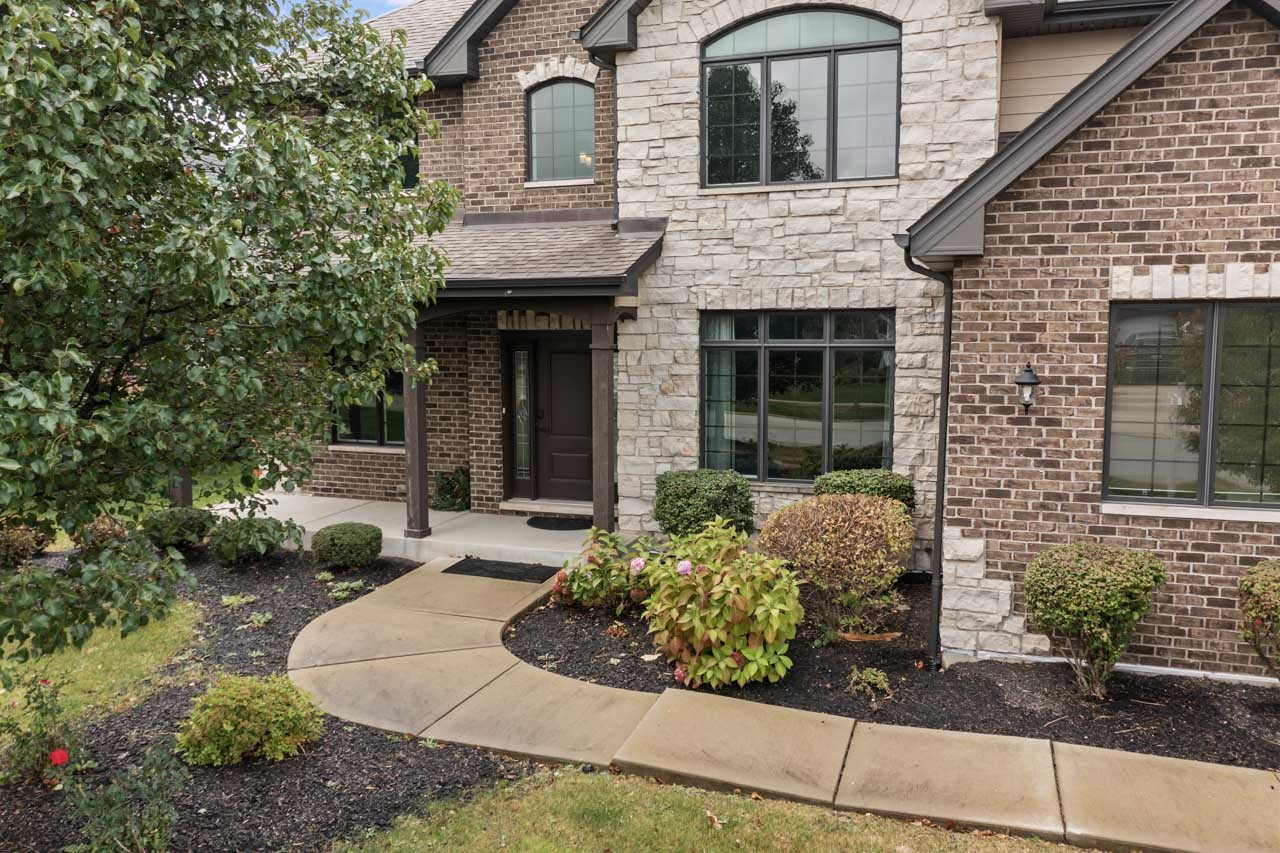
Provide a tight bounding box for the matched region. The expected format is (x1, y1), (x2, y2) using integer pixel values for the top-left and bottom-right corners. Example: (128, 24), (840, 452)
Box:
(288, 561), (1280, 853)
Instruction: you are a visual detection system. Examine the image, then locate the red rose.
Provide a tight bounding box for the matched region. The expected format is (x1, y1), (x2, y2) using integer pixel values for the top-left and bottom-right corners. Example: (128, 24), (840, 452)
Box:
(38, 679), (50, 686)
(48, 748), (69, 767)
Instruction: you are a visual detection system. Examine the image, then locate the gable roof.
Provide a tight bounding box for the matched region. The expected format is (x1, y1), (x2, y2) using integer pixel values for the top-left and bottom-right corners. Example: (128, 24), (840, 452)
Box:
(366, 0), (477, 71)
(902, 0), (1280, 268)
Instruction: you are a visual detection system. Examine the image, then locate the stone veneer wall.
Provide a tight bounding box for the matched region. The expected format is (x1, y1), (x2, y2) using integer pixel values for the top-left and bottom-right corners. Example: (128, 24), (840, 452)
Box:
(611, 0), (1002, 561)
(943, 4), (1280, 675)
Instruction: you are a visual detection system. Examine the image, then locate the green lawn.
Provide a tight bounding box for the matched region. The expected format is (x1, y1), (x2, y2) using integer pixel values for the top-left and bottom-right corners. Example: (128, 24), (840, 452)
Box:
(341, 769), (1069, 853)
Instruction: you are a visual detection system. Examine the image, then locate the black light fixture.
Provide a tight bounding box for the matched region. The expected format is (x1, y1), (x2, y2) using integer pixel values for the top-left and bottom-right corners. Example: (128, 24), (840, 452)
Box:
(1014, 363), (1041, 413)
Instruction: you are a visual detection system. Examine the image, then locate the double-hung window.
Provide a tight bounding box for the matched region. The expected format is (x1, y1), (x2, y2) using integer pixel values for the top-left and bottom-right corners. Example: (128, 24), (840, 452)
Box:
(701, 311), (894, 481)
(702, 9), (900, 187)
(1105, 301), (1280, 505)
(334, 373), (405, 447)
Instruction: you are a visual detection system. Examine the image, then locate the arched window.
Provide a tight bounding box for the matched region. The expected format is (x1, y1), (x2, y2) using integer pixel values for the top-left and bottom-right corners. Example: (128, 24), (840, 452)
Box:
(527, 79), (595, 183)
(702, 9), (900, 186)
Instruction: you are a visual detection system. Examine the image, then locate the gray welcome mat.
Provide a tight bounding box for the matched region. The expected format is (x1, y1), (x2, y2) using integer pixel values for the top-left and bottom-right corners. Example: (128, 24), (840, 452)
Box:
(442, 557), (559, 584)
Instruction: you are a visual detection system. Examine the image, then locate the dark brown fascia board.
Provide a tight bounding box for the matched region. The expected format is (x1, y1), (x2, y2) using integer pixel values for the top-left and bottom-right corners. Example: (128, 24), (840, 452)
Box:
(578, 0), (654, 58)
(462, 208), (615, 226)
(907, 0), (1279, 263)
(423, 0), (519, 83)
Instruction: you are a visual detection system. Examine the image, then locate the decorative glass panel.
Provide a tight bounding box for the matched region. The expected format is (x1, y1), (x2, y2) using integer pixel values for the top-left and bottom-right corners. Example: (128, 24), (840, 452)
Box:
(833, 310), (894, 341)
(836, 48), (898, 179)
(1213, 303), (1280, 503)
(529, 81), (594, 182)
(705, 63), (762, 185)
(767, 350), (824, 479)
(769, 56), (828, 183)
(831, 350), (892, 470)
(1106, 304), (1208, 500)
(704, 10), (898, 58)
(513, 350), (532, 480)
(703, 349), (759, 476)
(767, 313), (823, 341)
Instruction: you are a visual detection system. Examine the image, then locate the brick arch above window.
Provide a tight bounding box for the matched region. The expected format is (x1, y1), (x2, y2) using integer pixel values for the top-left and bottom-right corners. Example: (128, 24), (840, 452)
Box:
(515, 56), (599, 91)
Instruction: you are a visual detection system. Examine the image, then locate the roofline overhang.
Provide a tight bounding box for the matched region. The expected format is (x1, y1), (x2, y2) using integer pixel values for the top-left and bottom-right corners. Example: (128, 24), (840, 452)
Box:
(423, 0), (518, 83)
(986, 0), (1174, 36)
(578, 0), (655, 59)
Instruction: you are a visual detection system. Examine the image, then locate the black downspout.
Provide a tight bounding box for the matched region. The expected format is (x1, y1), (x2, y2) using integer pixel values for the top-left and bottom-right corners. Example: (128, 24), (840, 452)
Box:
(587, 51), (620, 228)
(896, 235), (953, 672)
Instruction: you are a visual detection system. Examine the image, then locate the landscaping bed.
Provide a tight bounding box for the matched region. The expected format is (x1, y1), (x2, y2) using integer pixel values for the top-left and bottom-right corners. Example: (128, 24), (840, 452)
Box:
(505, 580), (1280, 771)
(2, 550), (532, 852)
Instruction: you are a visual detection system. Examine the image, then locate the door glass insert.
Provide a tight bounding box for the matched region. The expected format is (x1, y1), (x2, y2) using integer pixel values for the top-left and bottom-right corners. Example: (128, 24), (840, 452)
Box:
(513, 349), (532, 481)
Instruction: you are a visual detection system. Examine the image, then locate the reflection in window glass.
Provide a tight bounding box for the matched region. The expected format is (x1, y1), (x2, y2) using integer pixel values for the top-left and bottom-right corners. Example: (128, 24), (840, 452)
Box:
(703, 314), (760, 341)
(767, 350), (825, 479)
(836, 49), (898, 179)
(529, 81), (594, 182)
(705, 63), (762, 185)
(335, 373), (405, 447)
(769, 56), (828, 182)
(1214, 303), (1280, 503)
(703, 10), (898, 58)
(834, 310), (893, 341)
(767, 313), (824, 341)
(703, 349), (760, 476)
(832, 350), (892, 470)
(1106, 305), (1207, 500)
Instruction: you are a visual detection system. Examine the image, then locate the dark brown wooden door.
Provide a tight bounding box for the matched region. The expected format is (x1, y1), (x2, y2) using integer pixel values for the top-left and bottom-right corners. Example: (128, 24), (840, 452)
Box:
(534, 336), (592, 501)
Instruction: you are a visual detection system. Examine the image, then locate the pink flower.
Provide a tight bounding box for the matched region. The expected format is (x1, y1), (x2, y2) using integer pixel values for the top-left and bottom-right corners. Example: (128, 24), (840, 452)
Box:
(674, 665), (687, 684)
(677, 560), (692, 576)
(630, 557), (646, 576)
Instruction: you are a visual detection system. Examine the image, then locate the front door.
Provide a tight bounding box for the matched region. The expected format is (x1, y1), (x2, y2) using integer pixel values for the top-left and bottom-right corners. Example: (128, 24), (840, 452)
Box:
(505, 334), (592, 502)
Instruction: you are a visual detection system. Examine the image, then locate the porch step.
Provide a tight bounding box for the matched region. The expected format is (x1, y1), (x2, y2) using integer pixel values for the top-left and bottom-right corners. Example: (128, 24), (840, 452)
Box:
(498, 498), (593, 517)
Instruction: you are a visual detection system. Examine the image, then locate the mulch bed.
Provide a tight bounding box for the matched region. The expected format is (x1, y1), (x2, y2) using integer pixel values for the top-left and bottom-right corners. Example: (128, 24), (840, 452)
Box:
(505, 580), (1280, 771)
(2, 550), (533, 853)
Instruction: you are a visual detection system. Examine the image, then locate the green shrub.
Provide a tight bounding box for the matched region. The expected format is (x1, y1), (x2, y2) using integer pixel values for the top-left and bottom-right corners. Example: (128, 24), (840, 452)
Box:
(68, 742), (189, 853)
(72, 515), (131, 551)
(176, 675), (323, 766)
(139, 507), (216, 550)
(552, 528), (656, 615)
(311, 522), (382, 570)
(652, 469), (754, 537)
(0, 520), (51, 571)
(0, 672), (80, 786)
(644, 517), (802, 689)
(431, 467), (471, 511)
(813, 469), (916, 511)
(1240, 560), (1280, 680)
(757, 494), (913, 636)
(1024, 542), (1167, 699)
(208, 516), (302, 567)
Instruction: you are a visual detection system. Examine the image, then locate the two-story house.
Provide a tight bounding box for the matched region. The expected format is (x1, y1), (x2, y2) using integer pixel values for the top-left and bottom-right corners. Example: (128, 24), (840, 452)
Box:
(305, 0), (1280, 681)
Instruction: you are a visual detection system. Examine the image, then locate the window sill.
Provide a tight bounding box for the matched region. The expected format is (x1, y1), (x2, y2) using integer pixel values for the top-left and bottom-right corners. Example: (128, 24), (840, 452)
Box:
(748, 481), (815, 495)
(524, 178), (595, 188)
(699, 178), (899, 196)
(1100, 501), (1280, 523)
(326, 444), (406, 456)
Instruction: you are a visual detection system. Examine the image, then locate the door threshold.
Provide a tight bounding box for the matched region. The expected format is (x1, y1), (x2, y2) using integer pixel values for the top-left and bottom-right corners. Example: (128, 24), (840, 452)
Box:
(499, 498), (593, 518)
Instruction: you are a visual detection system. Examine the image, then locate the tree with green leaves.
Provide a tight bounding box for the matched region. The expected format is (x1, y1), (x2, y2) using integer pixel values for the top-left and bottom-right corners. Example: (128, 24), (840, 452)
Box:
(0, 0), (452, 664)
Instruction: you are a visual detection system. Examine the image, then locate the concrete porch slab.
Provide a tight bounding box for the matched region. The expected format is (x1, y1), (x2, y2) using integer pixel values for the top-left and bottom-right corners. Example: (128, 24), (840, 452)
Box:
(611, 690), (854, 805)
(835, 723), (1064, 840)
(1054, 742), (1280, 853)
(287, 602), (503, 670)
(360, 570), (551, 621)
(289, 646), (517, 735)
(423, 663), (659, 766)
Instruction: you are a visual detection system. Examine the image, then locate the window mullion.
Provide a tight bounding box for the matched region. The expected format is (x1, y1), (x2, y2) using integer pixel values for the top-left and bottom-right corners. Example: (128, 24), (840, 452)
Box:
(1203, 303), (1224, 506)
(758, 344), (768, 482)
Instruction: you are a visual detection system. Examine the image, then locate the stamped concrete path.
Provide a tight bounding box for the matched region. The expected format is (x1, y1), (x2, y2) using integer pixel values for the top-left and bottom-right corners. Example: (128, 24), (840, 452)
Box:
(289, 560), (1280, 853)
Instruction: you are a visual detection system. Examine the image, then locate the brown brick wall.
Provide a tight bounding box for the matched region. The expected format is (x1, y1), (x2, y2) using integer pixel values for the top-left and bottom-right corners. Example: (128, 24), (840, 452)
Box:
(467, 312), (504, 510)
(419, 87), (466, 191)
(947, 4), (1280, 676)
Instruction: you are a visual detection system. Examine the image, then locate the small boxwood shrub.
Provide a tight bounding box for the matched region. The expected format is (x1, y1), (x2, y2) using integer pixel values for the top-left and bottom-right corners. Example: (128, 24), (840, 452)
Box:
(208, 516), (302, 567)
(813, 468), (916, 511)
(757, 494), (913, 636)
(176, 675), (323, 767)
(1024, 542), (1167, 699)
(652, 469), (753, 537)
(1240, 559), (1280, 680)
(0, 520), (52, 571)
(140, 507), (216, 549)
(552, 527), (656, 614)
(644, 517), (802, 689)
(311, 522), (382, 570)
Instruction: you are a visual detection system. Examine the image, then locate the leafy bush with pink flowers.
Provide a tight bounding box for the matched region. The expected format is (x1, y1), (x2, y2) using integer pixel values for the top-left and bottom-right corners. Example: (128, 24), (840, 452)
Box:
(552, 528), (656, 615)
(644, 518), (802, 689)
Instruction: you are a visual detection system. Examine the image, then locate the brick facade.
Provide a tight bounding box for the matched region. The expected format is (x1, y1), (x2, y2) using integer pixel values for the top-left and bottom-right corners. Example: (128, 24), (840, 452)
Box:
(943, 4), (1280, 676)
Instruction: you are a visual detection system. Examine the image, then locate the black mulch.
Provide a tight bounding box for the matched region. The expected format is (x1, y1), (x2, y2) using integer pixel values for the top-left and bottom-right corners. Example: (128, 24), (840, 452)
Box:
(443, 557), (558, 584)
(504, 580), (1280, 771)
(2, 550), (534, 853)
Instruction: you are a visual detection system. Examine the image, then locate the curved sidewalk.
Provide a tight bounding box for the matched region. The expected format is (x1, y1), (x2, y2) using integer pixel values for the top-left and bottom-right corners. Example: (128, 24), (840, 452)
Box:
(288, 560), (1280, 853)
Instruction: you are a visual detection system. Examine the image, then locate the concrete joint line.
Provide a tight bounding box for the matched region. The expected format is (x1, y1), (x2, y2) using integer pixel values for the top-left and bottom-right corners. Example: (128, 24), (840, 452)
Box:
(287, 642), (504, 672)
(830, 720), (859, 808)
(1049, 740), (1068, 841)
(416, 660), (520, 737)
(297, 500), (376, 528)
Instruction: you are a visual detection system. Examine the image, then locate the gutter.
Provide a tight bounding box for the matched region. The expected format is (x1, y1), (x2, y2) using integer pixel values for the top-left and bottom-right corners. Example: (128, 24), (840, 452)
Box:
(895, 233), (953, 672)
(584, 47), (621, 229)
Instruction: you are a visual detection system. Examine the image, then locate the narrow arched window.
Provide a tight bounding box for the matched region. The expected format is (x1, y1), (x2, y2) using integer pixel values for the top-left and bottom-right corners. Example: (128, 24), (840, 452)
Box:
(702, 9), (900, 186)
(527, 79), (595, 183)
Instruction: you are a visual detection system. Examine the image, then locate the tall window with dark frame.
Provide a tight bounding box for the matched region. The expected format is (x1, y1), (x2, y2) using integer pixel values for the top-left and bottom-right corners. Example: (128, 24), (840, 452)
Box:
(702, 311), (894, 481)
(334, 373), (405, 447)
(702, 9), (900, 187)
(1104, 301), (1280, 506)
(527, 79), (595, 183)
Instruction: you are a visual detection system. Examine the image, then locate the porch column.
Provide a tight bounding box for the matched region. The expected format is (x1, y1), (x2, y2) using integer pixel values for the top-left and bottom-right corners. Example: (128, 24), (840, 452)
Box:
(404, 318), (431, 538)
(590, 305), (617, 531)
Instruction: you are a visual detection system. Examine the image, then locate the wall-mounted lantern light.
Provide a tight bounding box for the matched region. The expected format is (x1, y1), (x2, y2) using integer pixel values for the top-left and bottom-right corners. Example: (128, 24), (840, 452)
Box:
(1014, 363), (1041, 414)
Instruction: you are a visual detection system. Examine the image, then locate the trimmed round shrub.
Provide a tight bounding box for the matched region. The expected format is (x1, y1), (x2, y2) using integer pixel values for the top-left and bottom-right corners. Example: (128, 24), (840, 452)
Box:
(72, 515), (130, 551)
(1024, 542), (1167, 699)
(176, 675), (323, 767)
(208, 516), (302, 567)
(652, 469), (753, 537)
(140, 507), (216, 549)
(0, 520), (52, 571)
(757, 494), (913, 635)
(311, 522), (382, 570)
(813, 468), (916, 511)
(1240, 559), (1280, 680)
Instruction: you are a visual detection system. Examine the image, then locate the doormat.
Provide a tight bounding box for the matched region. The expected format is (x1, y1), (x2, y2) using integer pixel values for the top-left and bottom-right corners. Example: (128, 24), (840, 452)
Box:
(526, 515), (592, 531)
(442, 557), (559, 584)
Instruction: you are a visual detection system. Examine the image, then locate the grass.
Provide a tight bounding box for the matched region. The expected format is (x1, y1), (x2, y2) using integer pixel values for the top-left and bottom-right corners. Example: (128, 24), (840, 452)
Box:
(340, 769), (1070, 853)
(2, 601), (200, 721)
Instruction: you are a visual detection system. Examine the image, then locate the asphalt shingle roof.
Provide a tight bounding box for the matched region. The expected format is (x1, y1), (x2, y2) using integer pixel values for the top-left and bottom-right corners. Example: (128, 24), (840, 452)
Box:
(367, 0), (476, 68)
